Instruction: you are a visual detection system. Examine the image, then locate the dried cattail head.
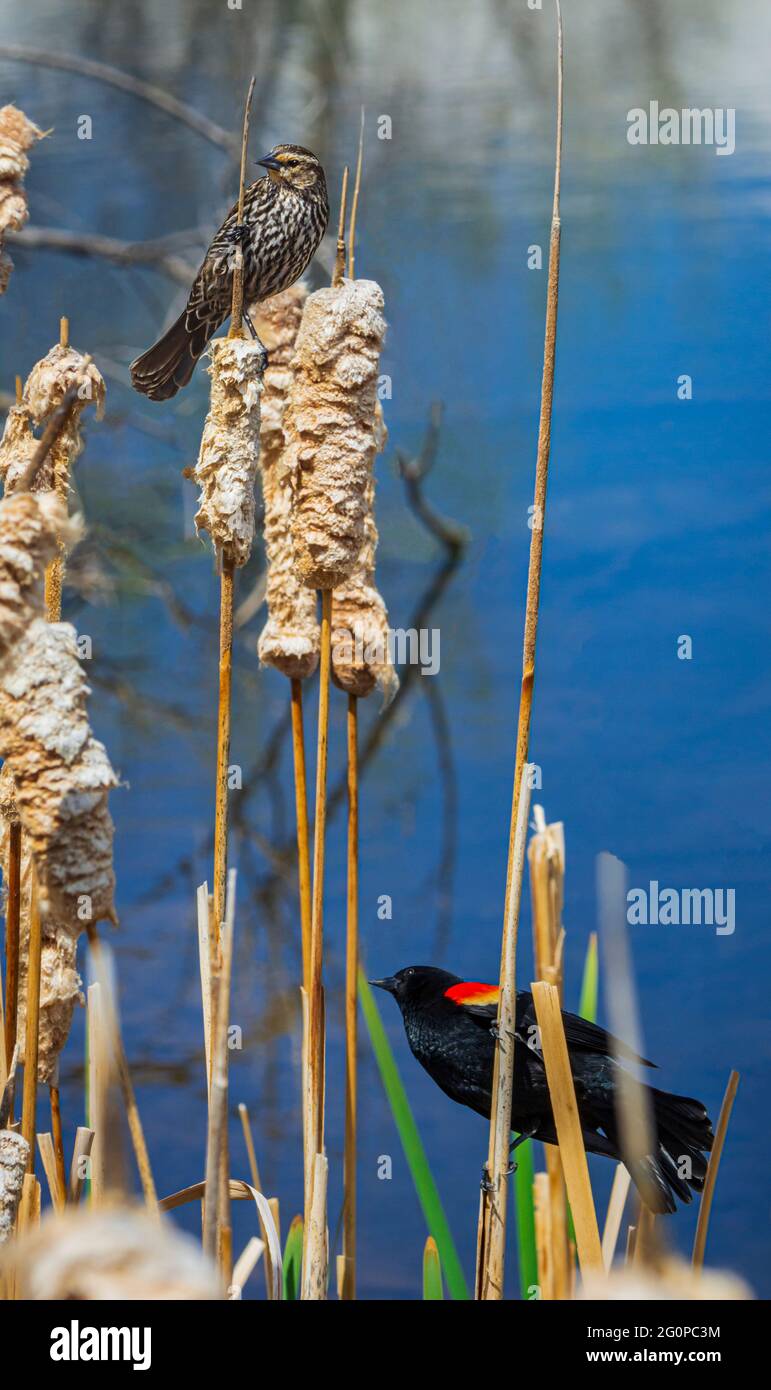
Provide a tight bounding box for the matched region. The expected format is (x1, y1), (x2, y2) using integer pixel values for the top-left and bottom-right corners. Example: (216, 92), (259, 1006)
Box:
(0, 1130), (30, 1244)
(24, 343), (105, 485)
(0, 618), (118, 928)
(0, 491), (68, 653)
(3, 1206), (223, 1299)
(0, 405), (44, 491)
(192, 337), (264, 568)
(251, 285), (320, 680)
(251, 282), (308, 450)
(331, 470), (398, 702)
(286, 278), (386, 590)
(0, 105), (44, 296)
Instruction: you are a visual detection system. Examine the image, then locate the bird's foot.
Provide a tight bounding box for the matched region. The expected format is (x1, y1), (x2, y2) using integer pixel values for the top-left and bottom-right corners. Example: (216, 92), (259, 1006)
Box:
(505, 1159), (518, 1176)
(225, 222), (246, 246)
(480, 1164), (494, 1195)
(242, 311), (269, 369)
(489, 1021), (515, 1049)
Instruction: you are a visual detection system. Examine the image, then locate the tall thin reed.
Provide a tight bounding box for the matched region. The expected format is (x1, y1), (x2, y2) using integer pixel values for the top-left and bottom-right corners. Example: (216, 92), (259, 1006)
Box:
(341, 692), (358, 1300)
(477, 763), (533, 1299)
(477, 0), (564, 1300)
(531, 981), (603, 1276)
(692, 1069), (739, 1270)
(212, 76), (255, 937)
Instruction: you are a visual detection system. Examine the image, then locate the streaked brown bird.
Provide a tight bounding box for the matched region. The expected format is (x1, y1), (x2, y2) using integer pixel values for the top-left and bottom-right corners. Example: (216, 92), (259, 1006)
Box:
(130, 144), (329, 401)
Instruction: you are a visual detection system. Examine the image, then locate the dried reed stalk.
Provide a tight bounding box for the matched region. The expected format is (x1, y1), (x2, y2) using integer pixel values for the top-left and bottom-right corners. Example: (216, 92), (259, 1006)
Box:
(86, 982), (107, 1205)
(692, 1069), (739, 1271)
(477, 0), (564, 1299)
(601, 1162), (631, 1271)
(302, 589), (331, 1296)
(528, 808), (569, 1298)
(302, 1152), (329, 1300)
(67, 1126), (94, 1204)
(203, 870), (236, 1265)
(340, 693), (359, 1301)
(533, 1170), (554, 1299)
(532, 982), (603, 1277)
(477, 763), (532, 1299)
(87, 926), (158, 1214)
(0, 104), (43, 295)
(36, 1131), (63, 1211)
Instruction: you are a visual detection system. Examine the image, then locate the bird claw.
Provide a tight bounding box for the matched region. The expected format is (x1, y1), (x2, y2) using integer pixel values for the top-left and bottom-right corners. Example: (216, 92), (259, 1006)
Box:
(241, 311), (269, 371)
(480, 1165), (494, 1195)
(226, 222), (246, 246)
(489, 1022), (516, 1050)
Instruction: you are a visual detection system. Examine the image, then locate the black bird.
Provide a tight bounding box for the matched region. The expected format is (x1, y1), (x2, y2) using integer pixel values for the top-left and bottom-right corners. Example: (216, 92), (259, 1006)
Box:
(131, 144), (329, 401)
(371, 966), (714, 1214)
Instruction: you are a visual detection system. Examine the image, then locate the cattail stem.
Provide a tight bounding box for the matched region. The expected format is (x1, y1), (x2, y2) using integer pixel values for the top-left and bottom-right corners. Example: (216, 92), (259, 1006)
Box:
(332, 166), (349, 288)
(3, 821), (21, 1083)
(290, 678), (313, 993)
(476, 764), (533, 1299)
(341, 693), (359, 1300)
(49, 1082), (67, 1203)
(20, 866), (41, 1170)
(303, 589), (332, 1296)
(476, 0), (563, 1300)
(348, 110), (365, 281)
(213, 563), (234, 938)
(692, 1069), (739, 1270)
(203, 870), (236, 1260)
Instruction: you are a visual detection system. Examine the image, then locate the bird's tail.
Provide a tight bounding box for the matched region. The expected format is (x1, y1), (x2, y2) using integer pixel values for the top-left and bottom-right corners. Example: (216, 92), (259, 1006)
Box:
(603, 1086), (714, 1215)
(130, 311), (211, 401)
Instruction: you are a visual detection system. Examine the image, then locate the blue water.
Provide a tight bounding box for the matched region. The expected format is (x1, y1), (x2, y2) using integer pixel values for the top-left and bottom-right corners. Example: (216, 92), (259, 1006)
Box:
(1, 0), (769, 1298)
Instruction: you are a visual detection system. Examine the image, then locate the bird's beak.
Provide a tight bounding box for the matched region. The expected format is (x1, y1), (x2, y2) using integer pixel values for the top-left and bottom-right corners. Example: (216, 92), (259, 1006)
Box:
(256, 154), (281, 171)
(369, 976), (398, 994)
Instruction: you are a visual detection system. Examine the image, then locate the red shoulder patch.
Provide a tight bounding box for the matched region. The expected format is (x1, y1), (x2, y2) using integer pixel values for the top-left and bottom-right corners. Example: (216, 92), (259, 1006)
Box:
(445, 981), (499, 1007)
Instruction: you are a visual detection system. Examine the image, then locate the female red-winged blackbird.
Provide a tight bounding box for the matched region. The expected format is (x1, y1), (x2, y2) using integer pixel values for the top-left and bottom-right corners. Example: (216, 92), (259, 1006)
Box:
(130, 144), (329, 401)
(371, 966), (714, 1214)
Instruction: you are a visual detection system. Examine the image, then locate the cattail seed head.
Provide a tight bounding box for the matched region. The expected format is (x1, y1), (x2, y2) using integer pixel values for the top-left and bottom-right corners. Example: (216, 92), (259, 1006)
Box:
(0, 104), (43, 296)
(286, 278), (386, 590)
(252, 284), (320, 680)
(192, 337), (264, 568)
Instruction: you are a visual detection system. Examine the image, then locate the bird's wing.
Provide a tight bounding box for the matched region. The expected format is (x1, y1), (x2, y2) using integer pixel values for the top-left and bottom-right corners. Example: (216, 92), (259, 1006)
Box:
(444, 982), (656, 1068)
(518, 993), (657, 1068)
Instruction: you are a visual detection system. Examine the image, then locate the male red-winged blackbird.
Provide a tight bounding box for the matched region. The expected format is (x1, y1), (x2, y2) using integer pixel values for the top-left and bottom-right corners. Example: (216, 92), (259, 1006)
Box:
(371, 966), (714, 1214)
(130, 144), (329, 401)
